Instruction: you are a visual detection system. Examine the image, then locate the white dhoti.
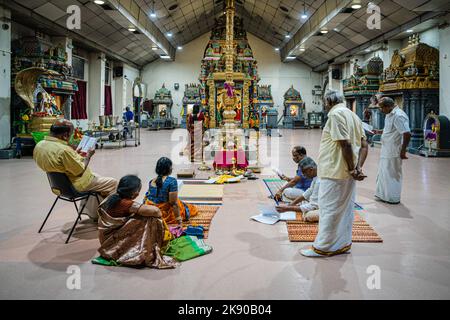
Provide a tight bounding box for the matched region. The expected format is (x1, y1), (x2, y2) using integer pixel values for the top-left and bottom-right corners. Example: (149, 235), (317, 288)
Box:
(282, 187), (304, 202)
(375, 157), (402, 204)
(313, 178), (355, 255)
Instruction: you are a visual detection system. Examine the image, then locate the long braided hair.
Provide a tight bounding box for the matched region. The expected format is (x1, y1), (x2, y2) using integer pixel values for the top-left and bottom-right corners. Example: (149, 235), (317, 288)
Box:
(104, 175), (142, 210)
(155, 157), (173, 196)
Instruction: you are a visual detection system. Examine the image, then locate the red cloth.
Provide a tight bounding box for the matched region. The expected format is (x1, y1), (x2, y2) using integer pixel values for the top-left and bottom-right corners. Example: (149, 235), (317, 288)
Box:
(213, 150), (248, 169)
(71, 80), (87, 119)
(104, 85), (113, 116)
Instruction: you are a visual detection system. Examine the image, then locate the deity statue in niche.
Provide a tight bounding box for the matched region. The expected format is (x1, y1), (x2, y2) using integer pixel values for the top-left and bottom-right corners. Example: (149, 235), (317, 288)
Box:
(206, 43), (214, 56)
(234, 101), (242, 121)
(243, 44), (252, 57)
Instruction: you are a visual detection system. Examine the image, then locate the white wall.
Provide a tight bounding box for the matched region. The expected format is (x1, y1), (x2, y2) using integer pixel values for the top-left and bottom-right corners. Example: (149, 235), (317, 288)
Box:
(440, 25), (450, 119)
(141, 32), (322, 119)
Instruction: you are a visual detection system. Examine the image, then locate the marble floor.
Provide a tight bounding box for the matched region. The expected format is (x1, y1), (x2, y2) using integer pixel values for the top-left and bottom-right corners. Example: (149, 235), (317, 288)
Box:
(0, 128), (449, 299)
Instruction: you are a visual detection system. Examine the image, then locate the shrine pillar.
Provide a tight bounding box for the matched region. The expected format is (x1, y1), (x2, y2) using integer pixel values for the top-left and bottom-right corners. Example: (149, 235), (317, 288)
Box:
(0, 6), (11, 149)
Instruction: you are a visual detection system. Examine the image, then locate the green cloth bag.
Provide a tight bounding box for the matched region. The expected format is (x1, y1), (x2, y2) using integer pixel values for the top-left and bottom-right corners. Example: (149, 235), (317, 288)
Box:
(164, 236), (212, 261)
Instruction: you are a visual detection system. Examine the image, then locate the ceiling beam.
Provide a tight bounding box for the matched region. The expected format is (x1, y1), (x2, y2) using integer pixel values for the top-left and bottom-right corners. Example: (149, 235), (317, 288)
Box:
(106, 0), (176, 61)
(280, 0), (353, 62)
(311, 10), (447, 72)
(0, 0), (141, 69)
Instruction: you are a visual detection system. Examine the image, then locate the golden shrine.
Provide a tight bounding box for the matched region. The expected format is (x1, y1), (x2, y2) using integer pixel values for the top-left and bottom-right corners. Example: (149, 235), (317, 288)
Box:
(199, 0), (259, 130)
(379, 34), (440, 154)
(380, 34), (439, 92)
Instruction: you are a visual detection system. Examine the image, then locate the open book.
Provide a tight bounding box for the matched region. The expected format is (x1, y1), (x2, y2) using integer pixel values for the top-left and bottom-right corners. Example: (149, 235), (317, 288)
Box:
(250, 205), (297, 225)
(77, 135), (97, 153)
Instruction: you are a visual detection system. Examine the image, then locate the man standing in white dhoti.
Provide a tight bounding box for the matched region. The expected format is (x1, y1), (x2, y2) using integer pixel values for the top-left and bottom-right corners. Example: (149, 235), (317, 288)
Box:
(375, 97), (411, 204)
(301, 90), (369, 258)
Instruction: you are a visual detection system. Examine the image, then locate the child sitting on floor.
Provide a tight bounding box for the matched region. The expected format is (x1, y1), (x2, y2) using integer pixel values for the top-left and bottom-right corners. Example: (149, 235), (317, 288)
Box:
(275, 157), (320, 222)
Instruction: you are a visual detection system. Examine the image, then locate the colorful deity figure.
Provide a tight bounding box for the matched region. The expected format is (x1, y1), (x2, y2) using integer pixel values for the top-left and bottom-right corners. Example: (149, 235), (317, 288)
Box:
(243, 45), (252, 57)
(206, 43), (214, 56)
(234, 101), (242, 121)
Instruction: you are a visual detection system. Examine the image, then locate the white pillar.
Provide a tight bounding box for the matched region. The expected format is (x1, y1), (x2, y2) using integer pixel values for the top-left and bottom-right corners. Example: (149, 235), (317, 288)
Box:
(439, 24), (450, 119)
(113, 63), (124, 116)
(88, 52), (105, 122)
(0, 6), (11, 149)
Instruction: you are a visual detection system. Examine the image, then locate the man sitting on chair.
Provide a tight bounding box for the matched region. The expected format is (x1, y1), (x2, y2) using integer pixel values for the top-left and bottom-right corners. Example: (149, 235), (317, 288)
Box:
(33, 119), (118, 219)
(274, 146), (312, 202)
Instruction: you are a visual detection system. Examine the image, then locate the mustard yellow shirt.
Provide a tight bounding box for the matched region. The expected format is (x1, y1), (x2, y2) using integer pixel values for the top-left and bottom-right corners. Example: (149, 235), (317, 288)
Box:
(318, 103), (366, 180)
(33, 136), (95, 191)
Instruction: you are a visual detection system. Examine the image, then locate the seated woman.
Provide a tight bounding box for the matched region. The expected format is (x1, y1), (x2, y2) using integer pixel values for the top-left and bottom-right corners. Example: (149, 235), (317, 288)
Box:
(97, 175), (177, 269)
(144, 157), (198, 225)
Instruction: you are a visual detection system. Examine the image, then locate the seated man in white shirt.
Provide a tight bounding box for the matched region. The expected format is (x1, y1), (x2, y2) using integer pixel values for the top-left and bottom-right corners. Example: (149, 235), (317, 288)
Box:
(275, 157), (320, 222)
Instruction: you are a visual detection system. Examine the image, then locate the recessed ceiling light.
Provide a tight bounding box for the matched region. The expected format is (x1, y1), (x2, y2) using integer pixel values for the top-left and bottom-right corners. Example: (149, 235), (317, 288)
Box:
(286, 56), (296, 60)
(407, 29), (414, 33)
(275, 48), (280, 51)
(167, 32), (173, 37)
(320, 29), (328, 34)
(177, 46), (183, 50)
(301, 14), (308, 19)
(150, 11), (156, 18)
(152, 47), (158, 51)
(94, 0), (105, 4)
(299, 47), (306, 52)
(128, 27), (136, 32)
(285, 34), (291, 38)
(351, 0), (362, 9)
(160, 55), (171, 59)
(333, 28), (340, 32)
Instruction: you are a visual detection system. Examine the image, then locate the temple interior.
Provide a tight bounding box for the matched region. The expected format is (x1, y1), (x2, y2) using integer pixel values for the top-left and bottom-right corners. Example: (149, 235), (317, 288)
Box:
(0, 0), (449, 300)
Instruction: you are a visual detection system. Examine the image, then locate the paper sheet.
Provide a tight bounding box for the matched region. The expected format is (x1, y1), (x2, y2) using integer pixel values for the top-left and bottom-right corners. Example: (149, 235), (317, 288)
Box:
(279, 211), (297, 221)
(205, 178), (218, 184)
(271, 167), (283, 178)
(250, 214), (279, 225)
(362, 122), (374, 134)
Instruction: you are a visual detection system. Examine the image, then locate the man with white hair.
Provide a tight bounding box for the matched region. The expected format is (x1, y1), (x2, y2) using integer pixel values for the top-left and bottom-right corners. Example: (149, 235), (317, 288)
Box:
(301, 90), (369, 257)
(375, 97), (411, 204)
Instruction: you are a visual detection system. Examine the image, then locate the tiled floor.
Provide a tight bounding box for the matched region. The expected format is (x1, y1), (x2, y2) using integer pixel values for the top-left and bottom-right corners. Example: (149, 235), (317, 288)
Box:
(0, 129), (449, 299)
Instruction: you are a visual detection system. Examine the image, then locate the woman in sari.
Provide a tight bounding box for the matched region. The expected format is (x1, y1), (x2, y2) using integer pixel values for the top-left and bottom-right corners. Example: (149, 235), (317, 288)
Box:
(144, 157), (198, 225)
(97, 175), (177, 268)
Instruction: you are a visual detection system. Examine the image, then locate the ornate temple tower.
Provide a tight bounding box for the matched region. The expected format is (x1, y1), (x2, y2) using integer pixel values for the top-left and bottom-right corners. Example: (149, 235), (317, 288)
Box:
(199, 0), (260, 129)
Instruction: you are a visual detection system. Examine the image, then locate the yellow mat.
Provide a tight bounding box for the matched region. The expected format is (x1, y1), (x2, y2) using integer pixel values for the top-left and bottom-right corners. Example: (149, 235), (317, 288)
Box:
(179, 184), (224, 201)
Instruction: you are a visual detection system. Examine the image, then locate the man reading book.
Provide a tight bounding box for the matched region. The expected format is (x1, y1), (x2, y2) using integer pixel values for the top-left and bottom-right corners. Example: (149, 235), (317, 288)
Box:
(34, 119), (117, 220)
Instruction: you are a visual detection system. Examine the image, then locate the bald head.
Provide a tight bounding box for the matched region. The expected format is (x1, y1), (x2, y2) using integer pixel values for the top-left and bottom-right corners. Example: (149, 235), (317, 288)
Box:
(50, 119), (74, 141)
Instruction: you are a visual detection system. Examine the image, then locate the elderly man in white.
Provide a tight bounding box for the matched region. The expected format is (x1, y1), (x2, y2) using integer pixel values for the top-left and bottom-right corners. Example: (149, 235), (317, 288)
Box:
(301, 90), (369, 258)
(375, 97), (411, 204)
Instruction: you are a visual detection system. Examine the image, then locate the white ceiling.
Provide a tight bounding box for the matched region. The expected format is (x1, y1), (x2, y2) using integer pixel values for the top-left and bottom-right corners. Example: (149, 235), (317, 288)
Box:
(4, 0), (450, 69)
